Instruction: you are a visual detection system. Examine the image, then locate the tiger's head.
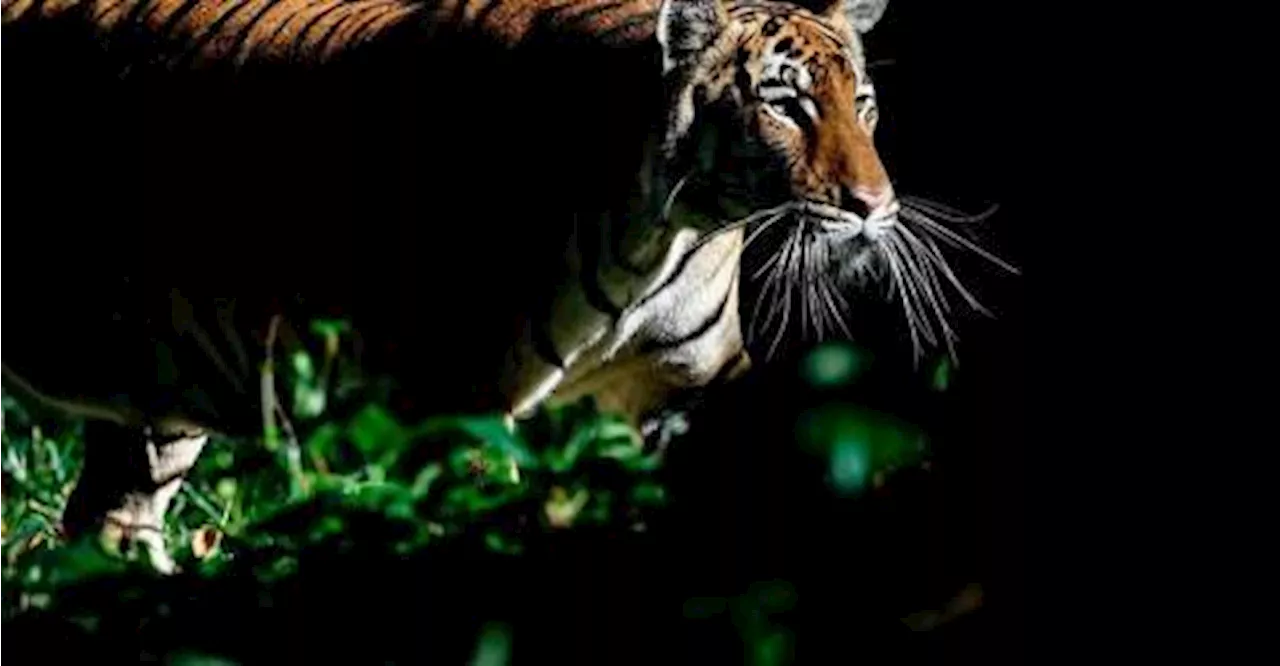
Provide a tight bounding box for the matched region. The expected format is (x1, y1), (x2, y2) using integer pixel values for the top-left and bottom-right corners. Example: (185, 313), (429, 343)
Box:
(658, 0), (893, 234)
(656, 0), (1008, 357)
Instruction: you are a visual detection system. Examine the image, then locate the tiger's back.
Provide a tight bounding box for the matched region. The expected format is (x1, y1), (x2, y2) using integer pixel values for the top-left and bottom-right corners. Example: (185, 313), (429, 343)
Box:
(2, 0), (674, 429)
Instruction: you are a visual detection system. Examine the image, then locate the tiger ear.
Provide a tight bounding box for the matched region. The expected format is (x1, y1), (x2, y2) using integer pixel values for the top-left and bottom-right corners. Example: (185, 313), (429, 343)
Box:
(657, 0), (730, 74)
(819, 0), (889, 33)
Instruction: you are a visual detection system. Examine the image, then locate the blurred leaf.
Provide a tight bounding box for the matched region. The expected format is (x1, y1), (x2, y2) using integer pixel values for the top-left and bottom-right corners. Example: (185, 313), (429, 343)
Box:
(483, 530), (523, 555)
(348, 404), (408, 462)
(797, 403), (926, 496)
(802, 342), (867, 387)
(470, 622), (513, 666)
(290, 351), (315, 382)
(932, 356), (952, 392)
(829, 438), (870, 494)
(410, 463), (443, 499)
(303, 423), (342, 463)
(216, 478), (237, 502)
(543, 486), (589, 528)
(748, 580), (797, 615)
(444, 485), (526, 516)
(213, 450), (235, 470)
(292, 386), (327, 420)
(19, 537), (131, 589)
(630, 483), (666, 507)
(749, 630), (792, 666)
(308, 319), (351, 338)
(422, 415), (538, 469)
(169, 652), (241, 666)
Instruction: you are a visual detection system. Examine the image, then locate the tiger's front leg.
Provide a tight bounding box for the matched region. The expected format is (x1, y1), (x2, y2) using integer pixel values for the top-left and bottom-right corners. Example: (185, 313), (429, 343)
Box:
(61, 421), (208, 574)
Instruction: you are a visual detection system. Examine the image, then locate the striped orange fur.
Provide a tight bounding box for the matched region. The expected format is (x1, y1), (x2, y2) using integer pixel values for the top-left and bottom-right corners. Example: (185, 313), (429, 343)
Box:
(1, 0), (669, 67)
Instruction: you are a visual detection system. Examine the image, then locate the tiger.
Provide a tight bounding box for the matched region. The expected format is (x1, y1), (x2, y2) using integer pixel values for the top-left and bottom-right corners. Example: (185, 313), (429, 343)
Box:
(0, 0), (1005, 571)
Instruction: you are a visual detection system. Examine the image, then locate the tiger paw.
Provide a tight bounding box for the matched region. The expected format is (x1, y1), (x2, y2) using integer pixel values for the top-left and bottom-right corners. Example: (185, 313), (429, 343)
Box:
(99, 516), (176, 575)
(640, 409), (691, 450)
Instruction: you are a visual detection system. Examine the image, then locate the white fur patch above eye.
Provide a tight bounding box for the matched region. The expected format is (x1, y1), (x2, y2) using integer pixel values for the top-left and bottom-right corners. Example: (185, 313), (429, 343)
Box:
(759, 86), (798, 102)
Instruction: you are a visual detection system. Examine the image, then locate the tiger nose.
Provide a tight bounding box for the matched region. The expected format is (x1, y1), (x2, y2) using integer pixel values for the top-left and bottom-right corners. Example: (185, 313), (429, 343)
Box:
(838, 184), (895, 219)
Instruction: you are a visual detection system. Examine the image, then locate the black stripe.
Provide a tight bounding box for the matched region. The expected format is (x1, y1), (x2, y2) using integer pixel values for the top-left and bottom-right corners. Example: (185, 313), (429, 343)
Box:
(340, 1), (399, 46)
(312, 2), (366, 59)
(531, 321), (565, 369)
(578, 219), (623, 319)
(630, 232), (704, 312)
(245, 1), (308, 62)
(285, 0), (349, 63)
(562, 0), (627, 31)
(443, 0), (470, 38)
(639, 282), (732, 354)
(218, 0), (289, 64)
(596, 10), (657, 46)
(708, 347), (749, 386)
(609, 228), (649, 275)
(166, 0), (260, 69)
(608, 211), (663, 276)
(90, 0), (131, 23)
(154, 0), (205, 39)
(470, 0), (502, 30)
(122, 0), (156, 27)
(582, 271), (622, 318)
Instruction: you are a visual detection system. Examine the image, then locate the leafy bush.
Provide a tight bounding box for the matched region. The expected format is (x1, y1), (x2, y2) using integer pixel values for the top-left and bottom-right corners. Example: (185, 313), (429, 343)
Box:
(1, 330), (968, 664)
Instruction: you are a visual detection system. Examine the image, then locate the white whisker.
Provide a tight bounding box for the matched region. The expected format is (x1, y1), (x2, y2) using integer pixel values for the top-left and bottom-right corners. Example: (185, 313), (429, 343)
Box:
(902, 208), (1020, 275)
(899, 228), (953, 315)
(889, 232), (958, 360)
(901, 196), (1000, 223)
(907, 223), (995, 318)
(882, 240), (926, 361)
(742, 209), (792, 252)
(885, 234), (938, 347)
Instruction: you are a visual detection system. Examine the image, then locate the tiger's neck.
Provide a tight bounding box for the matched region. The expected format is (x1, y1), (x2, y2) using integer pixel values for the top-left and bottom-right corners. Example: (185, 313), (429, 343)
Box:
(503, 131), (727, 416)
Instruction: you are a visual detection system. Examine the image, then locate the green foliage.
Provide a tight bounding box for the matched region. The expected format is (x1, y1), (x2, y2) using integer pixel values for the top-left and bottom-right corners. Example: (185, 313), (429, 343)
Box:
(1, 321), (667, 599)
(1, 325), (960, 661)
(801, 341), (868, 387)
(796, 403), (927, 496)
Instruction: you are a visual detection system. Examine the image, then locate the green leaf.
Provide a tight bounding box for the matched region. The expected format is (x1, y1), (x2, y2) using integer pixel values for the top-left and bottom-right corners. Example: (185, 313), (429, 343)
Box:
(483, 530), (523, 555)
(420, 415), (538, 468)
(215, 478), (237, 502)
(802, 342), (867, 387)
(410, 463), (443, 499)
(290, 350), (315, 381)
(470, 622), (513, 666)
(23, 537), (130, 589)
(829, 438), (870, 494)
(630, 483), (667, 507)
(444, 485), (526, 516)
(303, 423), (342, 463)
(749, 629), (792, 666)
(348, 404), (408, 462)
(308, 319), (351, 338)
(932, 356), (952, 392)
(796, 403), (927, 496)
(169, 652), (241, 666)
(546, 421), (598, 473)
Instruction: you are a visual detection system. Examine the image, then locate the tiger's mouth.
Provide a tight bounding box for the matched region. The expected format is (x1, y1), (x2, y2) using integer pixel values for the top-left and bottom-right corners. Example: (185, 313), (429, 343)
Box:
(796, 199), (899, 242)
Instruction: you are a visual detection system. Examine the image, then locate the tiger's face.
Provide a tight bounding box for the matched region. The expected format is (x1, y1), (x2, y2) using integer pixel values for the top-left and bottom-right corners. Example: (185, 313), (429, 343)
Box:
(659, 0), (894, 273)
